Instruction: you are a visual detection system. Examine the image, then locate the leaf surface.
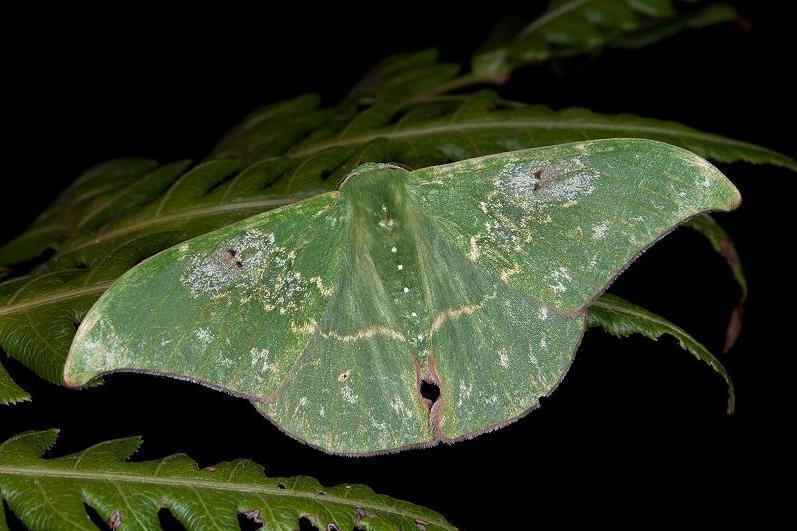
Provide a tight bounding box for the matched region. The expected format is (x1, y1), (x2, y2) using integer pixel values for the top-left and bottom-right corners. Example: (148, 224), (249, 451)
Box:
(471, 0), (738, 80)
(0, 360), (29, 405)
(0, 429), (454, 530)
(221, 96), (797, 172)
(587, 293), (734, 413)
(685, 214), (746, 351)
(64, 139), (739, 454)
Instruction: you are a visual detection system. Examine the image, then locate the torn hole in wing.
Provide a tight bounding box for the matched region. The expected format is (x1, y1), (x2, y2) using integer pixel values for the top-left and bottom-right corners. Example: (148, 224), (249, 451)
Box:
(158, 507), (187, 530)
(2, 501), (23, 530)
(298, 516), (320, 530)
(238, 509), (264, 530)
(419, 379), (440, 405)
(83, 503), (112, 530)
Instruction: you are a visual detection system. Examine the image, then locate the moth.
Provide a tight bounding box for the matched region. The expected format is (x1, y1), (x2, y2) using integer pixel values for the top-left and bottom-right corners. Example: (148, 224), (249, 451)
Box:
(65, 139), (740, 455)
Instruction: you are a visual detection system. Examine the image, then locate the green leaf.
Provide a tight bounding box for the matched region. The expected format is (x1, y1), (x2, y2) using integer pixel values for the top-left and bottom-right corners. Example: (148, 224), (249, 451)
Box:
(0, 360), (29, 405)
(685, 214), (746, 352)
(587, 293), (734, 413)
(214, 94), (797, 172)
(64, 139), (740, 454)
(344, 49), (461, 104)
(0, 235), (176, 385)
(610, 3), (738, 49)
(471, 0), (737, 80)
(280, 102), (797, 172)
(0, 429), (454, 531)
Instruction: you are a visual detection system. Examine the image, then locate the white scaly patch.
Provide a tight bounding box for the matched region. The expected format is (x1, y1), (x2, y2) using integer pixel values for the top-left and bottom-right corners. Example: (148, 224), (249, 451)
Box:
(180, 230), (313, 315)
(341, 383), (359, 404)
(498, 349), (510, 369)
(75, 316), (127, 373)
(196, 328), (213, 344)
(250, 347), (276, 373)
(580, 253), (599, 272)
(390, 395), (413, 419)
(457, 380), (473, 408)
(309, 276), (333, 296)
(468, 235), (480, 262)
(483, 156), (599, 252)
(495, 156), (597, 208)
(591, 220), (610, 240)
(546, 267), (572, 294)
(537, 306), (549, 321)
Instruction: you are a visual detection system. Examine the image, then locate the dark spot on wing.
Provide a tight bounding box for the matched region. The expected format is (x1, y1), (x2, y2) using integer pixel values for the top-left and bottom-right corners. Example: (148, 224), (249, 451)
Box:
(532, 166), (560, 192)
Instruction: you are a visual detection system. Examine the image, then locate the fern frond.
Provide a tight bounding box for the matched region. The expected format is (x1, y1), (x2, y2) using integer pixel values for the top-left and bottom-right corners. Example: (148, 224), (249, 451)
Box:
(0, 429), (454, 530)
(471, 0), (738, 81)
(587, 293), (734, 414)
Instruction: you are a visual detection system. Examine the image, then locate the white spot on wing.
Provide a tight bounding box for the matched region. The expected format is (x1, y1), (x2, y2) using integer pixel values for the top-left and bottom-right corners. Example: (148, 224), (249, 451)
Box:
(591, 221), (610, 240)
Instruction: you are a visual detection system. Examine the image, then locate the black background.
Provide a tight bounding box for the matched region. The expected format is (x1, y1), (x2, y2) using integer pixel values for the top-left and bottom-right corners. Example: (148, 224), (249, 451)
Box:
(1, 3), (793, 529)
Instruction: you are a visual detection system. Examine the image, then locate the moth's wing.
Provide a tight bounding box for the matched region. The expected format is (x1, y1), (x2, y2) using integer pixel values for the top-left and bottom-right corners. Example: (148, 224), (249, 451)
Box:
(406, 139), (740, 315)
(400, 139), (740, 440)
(65, 140), (741, 456)
(64, 192), (350, 400)
(253, 195), (583, 453)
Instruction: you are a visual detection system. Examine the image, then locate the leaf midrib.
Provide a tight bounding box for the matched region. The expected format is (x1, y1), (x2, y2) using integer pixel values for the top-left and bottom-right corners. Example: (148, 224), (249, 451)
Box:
(289, 118), (786, 159)
(30, 117), (795, 262)
(0, 465), (452, 529)
(589, 297), (688, 334)
(0, 283), (113, 317)
(516, 0), (591, 40)
(58, 197), (300, 256)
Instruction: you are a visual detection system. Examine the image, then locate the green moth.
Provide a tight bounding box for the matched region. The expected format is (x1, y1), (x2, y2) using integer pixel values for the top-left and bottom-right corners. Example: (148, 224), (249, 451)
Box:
(64, 139), (740, 455)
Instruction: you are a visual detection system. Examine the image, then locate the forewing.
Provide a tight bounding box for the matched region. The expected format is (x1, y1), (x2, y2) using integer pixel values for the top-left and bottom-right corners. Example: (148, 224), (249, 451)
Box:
(64, 193), (348, 399)
(407, 139), (741, 315)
